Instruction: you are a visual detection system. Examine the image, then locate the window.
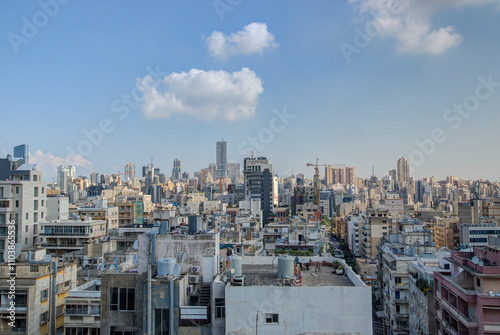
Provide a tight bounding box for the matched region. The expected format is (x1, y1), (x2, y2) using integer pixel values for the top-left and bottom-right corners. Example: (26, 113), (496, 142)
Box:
(26, 213), (29, 220)
(265, 313), (279, 324)
(41, 289), (49, 302)
(0, 187), (3, 197)
(215, 299), (225, 318)
(154, 308), (169, 335)
(56, 284), (63, 293)
(15, 187), (19, 194)
(0, 201), (9, 208)
(34, 212), (38, 222)
(41, 212), (44, 219)
(34, 200), (38, 210)
(34, 188), (39, 197)
(25, 226), (28, 233)
(56, 305), (64, 315)
(64, 280), (71, 288)
(476, 278), (480, 287)
(41, 200), (44, 207)
(41, 187), (44, 194)
(40, 311), (49, 324)
(30, 265), (39, 272)
(110, 287), (135, 311)
(15, 200), (19, 208)
(24, 238), (27, 245)
(66, 304), (88, 315)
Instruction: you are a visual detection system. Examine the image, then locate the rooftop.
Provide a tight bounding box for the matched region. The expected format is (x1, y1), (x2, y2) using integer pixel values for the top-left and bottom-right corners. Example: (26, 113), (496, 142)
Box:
(241, 264), (354, 287)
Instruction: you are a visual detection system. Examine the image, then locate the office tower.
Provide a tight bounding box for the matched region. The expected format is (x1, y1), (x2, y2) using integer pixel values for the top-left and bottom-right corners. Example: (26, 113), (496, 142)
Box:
(397, 156), (410, 183)
(228, 162), (240, 180)
(90, 171), (99, 185)
(208, 163), (216, 180)
(216, 140), (228, 179)
(124, 163), (135, 183)
(243, 156), (273, 223)
(13, 144), (29, 164)
(57, 165), (74, 194)
(345, 166), (355, 185)
(388, 169), (397, 181)
(172, 159), (181, 180)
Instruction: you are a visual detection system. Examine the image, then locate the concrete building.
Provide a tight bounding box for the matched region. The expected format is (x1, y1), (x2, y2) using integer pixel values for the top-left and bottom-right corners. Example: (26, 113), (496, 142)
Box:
(434, 237), (500, 335)
(46, 196), (69, 222)
(325, 166), (345, 185)
(0, 160), (47, 254)
(361, 210), (390, 259)
(346, 166), (355, 185)
(243, 157), (274, 223)
(172, 158), (181, 181)
(433, 216), (460, 250)
(225, 256), (372, 334)
(40, 219), (107, 257)
(124, 163), (135, 183)
(216, 140), (228, 179)
(227, 162), (240, 181)
(346, 212), (363, 257)
(0, 249), (77, 334)
(64, 280), (101, 335)
(397, 157), (410, 184)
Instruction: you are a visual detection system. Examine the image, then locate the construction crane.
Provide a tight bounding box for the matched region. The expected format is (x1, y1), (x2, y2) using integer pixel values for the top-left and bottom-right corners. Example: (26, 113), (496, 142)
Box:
(306, 158), (345, 205)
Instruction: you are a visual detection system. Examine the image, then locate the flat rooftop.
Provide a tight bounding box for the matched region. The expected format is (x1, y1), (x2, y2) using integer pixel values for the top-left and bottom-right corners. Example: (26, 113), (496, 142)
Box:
(241, 264), (354, 287)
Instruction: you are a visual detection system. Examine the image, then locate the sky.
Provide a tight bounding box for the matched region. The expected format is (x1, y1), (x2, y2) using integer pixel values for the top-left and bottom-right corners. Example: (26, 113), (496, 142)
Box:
(1, 0), (500, 183)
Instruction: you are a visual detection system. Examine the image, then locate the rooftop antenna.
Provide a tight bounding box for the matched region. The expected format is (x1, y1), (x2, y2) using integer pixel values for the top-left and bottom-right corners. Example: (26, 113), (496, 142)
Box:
(372, 166), (375, 177)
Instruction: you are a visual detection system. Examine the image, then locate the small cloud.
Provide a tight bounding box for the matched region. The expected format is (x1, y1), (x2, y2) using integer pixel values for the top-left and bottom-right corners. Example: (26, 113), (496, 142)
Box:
(206, 22), (278, 60)
(29, 150), (92, 181)
(137, 67), (264, 121)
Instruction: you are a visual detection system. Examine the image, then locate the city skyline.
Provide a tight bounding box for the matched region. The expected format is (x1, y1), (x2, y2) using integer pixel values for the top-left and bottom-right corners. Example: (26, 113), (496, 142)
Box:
(1, 1), (500, 182)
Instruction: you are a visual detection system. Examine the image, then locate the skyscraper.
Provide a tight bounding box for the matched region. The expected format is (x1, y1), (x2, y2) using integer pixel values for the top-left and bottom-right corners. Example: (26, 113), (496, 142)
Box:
(57, 165), (75, 194)
(397, 156), (410, 183)
(345, 166), (355, 185)
(216, 140), (228, 179)
(13, 144), (29, 164)
(172, 159), (181, 180)
(124, 163), (135, 182)
(243, 156), (273, 222)
(90, 171), (100, 185)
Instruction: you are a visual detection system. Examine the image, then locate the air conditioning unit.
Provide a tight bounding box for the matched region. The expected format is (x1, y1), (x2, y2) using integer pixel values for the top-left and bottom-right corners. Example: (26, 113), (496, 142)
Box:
(191, 266), (201, 273)
(187, 285), (194, 294)
(189, 275), (200, 284)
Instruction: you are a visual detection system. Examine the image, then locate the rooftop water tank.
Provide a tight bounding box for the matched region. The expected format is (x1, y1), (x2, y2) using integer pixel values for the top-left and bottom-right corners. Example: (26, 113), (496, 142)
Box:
(157, 257), (177, 276)
(228, 255), (242, 277)
(277, 256), (294, 278)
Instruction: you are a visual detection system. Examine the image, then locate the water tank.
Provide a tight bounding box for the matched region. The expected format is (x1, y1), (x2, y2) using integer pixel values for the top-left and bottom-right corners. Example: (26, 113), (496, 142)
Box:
(157, 258), (169, 276)
(277, 256), (294, 278)
(157, 258), (177, 276)
(228, 255), (242, 277)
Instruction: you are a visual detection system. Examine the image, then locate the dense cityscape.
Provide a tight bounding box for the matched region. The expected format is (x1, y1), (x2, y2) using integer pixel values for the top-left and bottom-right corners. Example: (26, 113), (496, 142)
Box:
(0, 141), (499, 334)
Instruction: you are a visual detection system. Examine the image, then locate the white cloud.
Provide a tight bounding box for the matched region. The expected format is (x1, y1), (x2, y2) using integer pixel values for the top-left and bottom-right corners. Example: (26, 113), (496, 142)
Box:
(137, 67), (264, 121)
(349, 0), (499, 55)
(206, 22), (278, 60)
(29, 150), (92, 181)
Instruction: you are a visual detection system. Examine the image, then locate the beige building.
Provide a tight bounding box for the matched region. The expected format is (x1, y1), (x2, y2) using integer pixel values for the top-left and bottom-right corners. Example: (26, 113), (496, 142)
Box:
(361, 210), (390, 259)
(432, 216), (460, 250)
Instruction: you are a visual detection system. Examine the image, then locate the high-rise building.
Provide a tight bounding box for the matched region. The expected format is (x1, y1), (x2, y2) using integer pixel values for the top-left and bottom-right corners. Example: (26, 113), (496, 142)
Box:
(57, 165), (75, 194)
(172, 159), (181, 180)
(345, 166), (355, 185)
(13, 143), (29, 164)
(216, 140), (228, 179)
(397, 156), (410, 183)
(90, 171), (99, 185)
(244, 156), (274, 223)
(228, 162), (240, 180)
(124, 163), (135, 182)
(325, 167), (344, 185)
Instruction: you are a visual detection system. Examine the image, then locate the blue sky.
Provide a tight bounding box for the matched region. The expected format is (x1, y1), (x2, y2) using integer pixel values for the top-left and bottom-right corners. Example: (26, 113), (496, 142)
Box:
(1, 0), (500, 182)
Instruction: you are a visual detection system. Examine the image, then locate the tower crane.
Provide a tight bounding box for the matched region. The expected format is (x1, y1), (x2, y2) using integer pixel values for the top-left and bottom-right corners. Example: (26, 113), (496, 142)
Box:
(115, 171), (134, 185)
(306, 158), (345, 205)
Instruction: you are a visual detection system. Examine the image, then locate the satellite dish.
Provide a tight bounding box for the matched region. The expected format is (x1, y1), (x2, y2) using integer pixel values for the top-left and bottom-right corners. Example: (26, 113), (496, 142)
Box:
(43, 254), (52, 262)
(490, 291), (495, 297)
(479, 261), (484, 267)
(133, 240), (139, 250)
(114, 256), (118, 264)
(114, 264), (119, 272)
(472, 256), (479, 264)
(230, 268), (235, 274)
(132, 254), (137, 266)
(231, 227), (235, 232)
(172, 264), (180, 277)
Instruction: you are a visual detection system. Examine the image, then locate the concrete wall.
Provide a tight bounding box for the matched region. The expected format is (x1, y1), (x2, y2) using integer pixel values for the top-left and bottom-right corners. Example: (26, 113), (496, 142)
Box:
(225, 286), (372, 335)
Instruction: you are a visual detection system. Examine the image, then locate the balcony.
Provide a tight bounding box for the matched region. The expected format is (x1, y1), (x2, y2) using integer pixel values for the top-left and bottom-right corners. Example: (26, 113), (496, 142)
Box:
(457, 312), (477, 329)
